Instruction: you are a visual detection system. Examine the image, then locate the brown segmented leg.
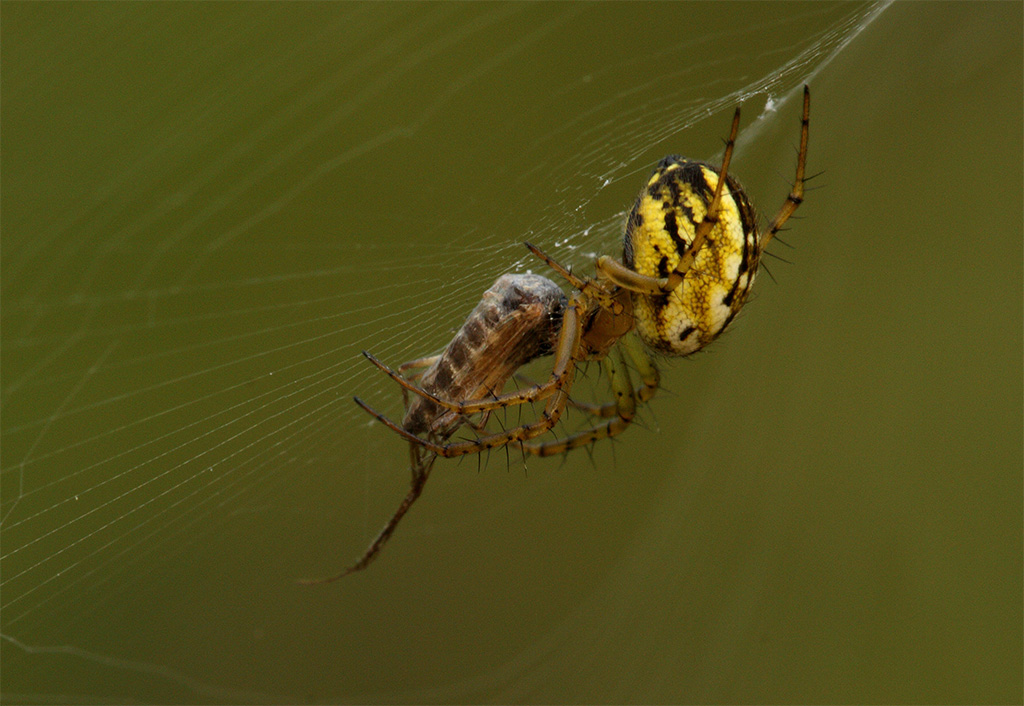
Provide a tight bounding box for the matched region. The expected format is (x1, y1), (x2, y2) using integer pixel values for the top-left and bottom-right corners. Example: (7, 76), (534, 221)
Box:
(761, 85), (810, 249)
(355, 295), (586, 457)
(664, 106), (742, 292)
(522, 336), (659, 456)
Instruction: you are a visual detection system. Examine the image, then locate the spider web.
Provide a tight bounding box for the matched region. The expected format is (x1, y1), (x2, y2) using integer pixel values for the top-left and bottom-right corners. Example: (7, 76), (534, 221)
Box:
(2, 3), (891, 702)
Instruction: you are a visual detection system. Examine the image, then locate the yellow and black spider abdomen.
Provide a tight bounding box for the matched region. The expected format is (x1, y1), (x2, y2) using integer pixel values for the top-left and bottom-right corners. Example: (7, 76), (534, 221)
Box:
(623, 156), (759, 355)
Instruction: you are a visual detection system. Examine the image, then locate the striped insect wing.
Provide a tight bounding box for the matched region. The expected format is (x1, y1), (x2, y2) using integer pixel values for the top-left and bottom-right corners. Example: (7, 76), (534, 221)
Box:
(401, 274), (566, 437)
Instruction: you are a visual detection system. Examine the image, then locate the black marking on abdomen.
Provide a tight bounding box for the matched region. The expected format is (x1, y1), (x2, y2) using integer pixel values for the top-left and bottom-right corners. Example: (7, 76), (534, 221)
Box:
(678, 161), (713, 199)
(657, 255), (671, 278)
(722, 285), (737, 308)
(663, 209), (691, 259)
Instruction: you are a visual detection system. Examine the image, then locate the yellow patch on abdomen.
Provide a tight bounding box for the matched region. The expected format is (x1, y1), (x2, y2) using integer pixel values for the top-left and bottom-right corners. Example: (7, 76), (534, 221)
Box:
(625, 159), (759, 355)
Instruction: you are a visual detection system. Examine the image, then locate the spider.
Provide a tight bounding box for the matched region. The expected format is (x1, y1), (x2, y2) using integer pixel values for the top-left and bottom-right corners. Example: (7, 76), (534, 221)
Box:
(358, 85), (809, 456)
(301, 86), (810, 582)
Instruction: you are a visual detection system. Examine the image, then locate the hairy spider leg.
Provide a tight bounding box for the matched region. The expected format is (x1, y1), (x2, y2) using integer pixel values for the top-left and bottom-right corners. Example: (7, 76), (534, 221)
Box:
(593, 106), (742, 297)
(522, 334), (660, 456)
(298, 443), (437, 584)
(353, 294), (587, 457)
(760, 85), (810, 249)
(523, 241), (624, 314)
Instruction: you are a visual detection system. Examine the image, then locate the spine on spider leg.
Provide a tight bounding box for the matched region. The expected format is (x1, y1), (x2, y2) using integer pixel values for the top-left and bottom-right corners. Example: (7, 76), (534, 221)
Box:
(402, 274), (567, 437)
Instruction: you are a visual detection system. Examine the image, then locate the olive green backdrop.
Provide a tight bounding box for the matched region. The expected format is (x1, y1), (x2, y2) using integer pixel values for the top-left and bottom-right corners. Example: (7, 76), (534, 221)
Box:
(2, 3), (1021, 704)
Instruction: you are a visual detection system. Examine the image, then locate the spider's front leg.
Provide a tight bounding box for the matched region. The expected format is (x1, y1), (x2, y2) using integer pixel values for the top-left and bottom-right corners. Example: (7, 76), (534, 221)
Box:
(761, 85), (810, 248)
(356, 291), (586, 457)
(355, 273), (574, 450)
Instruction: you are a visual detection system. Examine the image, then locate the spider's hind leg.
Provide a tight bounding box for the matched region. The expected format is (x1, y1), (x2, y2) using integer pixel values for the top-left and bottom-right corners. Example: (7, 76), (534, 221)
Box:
(760, 85), (810, 250)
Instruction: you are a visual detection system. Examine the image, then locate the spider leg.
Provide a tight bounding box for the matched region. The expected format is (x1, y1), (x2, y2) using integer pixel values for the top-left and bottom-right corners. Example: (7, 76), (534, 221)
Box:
(513, 370), (616, 417)
(594, 106), (743, 297)
(524, 242), (622, 313)
(523, 242), (591, 291)
(356, 294), (586, 457)
(760, 85), (809, 249)
(363, 349), (564, 417)
(521, 334), (659, 456)
(664, 105), (742, 290)
(623, 333), (661, 403)
(298, 443), (437, 584)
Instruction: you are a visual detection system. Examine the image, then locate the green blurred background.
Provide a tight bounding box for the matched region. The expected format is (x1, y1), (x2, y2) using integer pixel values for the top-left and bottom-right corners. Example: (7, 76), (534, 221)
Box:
(2, 3), (1021, 703)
